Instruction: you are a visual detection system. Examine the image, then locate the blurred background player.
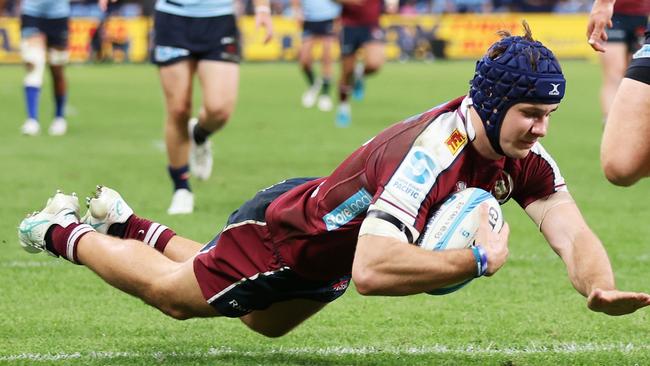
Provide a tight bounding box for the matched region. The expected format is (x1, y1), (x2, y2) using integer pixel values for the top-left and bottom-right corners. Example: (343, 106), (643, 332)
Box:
(100, 0), (273, 215)
(590, 0), (650, 124)
(589, 0), (650, 186)
(292, 0), (341, 112)
(335, 0), (398, 127)
(19, 0), (70, 136)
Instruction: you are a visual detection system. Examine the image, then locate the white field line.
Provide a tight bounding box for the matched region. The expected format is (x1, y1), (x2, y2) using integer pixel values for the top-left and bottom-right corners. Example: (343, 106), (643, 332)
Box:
(0, 261), (62, 268)
(1, 343), (649, 361)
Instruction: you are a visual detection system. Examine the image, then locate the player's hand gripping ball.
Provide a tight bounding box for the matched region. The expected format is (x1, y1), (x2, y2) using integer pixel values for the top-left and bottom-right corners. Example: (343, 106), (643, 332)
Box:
(418, 188), (503, 295)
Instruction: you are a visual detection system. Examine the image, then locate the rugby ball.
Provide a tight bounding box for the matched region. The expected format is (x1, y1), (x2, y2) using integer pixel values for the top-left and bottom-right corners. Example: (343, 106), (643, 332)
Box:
(417, 187), (503, 295)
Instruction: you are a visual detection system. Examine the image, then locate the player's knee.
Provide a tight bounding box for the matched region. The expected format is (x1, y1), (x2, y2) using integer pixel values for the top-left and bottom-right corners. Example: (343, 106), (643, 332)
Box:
(203, 103), (232, 124)
(145, 282), (194, 320)
(168, 104), (192, 124)
(364, 63), (381, 75)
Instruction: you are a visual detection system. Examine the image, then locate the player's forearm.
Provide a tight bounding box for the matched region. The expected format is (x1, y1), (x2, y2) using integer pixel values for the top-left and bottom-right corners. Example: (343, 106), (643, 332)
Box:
(352, 235), (477, 295)
(565, 229), (615, 297)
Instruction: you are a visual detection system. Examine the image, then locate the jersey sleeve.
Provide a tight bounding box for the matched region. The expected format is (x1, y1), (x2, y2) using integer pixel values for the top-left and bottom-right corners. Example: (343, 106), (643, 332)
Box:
(512, 143), (568, 208)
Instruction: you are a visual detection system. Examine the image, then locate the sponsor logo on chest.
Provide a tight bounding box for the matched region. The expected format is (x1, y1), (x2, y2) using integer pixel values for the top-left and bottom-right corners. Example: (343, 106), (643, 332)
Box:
(445, 129), (467, 155)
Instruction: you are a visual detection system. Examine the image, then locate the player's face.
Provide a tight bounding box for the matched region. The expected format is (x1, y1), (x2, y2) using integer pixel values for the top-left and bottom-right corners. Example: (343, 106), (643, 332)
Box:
(499, 103), (559, 159)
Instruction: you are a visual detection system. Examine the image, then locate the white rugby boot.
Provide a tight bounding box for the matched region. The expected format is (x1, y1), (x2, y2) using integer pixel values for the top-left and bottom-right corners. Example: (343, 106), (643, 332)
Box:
(21, 119), (40, 136)
(317, 94), (333, 112)
(167, 188), (194, 215)
(301, 79), (322, 108)
(188, 118), (213, 181)
(18, 190), (80, 256)
(48, 117), (68, 136)
(81, 185), (134, 234)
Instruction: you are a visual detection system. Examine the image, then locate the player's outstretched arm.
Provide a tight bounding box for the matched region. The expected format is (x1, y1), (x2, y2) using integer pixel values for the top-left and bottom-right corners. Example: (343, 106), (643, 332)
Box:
(527, 192), (649, 315)
(588, 289), (650, 316)
(587, 0), (615, 52)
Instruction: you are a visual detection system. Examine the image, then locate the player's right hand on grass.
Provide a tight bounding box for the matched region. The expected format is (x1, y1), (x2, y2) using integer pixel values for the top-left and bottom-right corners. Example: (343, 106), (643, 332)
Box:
(475, 204), (509, 276)
(587, 288), (650, 316)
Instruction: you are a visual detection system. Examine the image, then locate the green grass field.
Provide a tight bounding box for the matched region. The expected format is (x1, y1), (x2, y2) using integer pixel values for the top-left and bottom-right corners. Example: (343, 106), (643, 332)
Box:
(1, 61), (650, 365)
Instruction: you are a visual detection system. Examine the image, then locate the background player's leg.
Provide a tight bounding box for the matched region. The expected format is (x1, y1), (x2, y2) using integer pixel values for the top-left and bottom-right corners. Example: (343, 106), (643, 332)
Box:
(196, 60), (239, 133)
(240, 299), (326, 338)
(362, 41), (386, 77)
(76, 232), (219, 319)
(598, 42), (627, 122)
(158, 59), (197, 214)
(299, 37), (320, 108)
(336, 53), (356, 127)
(317, 35), (335, 111)
(601, 78), (650, 185)
(20, 33), (46, 135)
(48, 46), (68, 136)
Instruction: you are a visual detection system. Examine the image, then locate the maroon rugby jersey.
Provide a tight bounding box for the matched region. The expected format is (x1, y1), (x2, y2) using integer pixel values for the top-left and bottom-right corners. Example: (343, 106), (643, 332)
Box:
(341, 0), (382, 27)
(614, 0), (650, 15)
(266, 96), (567, 281)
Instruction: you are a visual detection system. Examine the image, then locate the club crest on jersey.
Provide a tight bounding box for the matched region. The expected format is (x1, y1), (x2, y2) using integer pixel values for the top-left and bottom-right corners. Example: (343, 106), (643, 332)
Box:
(445, 129), (467, 155)
(323, 188), (372, 231)
(491, 171), (514, 204)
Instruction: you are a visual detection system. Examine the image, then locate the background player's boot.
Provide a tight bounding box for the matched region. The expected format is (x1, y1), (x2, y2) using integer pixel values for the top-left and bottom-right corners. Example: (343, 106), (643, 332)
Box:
(21, 119), (40, 136)
(335, 102), (351, 128)
(301, 78), (323, 108)
(18, 191), (80, 256)
(81, 185), (134, 234)
(167, 188), (194, 215)
(188, 118), (213, 181)
(49, 117), (68, 136)
(317, 94), (333, 112)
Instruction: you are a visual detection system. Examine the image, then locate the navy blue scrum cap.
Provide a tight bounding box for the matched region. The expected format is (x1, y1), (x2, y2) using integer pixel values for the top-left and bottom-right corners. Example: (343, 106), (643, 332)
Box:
(469, 33), (565, 155)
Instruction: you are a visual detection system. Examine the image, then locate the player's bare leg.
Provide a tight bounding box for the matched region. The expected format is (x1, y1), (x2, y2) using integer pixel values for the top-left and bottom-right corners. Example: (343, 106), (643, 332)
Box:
(77, 232), (219, 319)
(163, 236), (203, 262)
(159, 59), (197, 214)
(601, 77), (650, 185)
(598, 42), (627, 122)
(240, 299), (326, 337)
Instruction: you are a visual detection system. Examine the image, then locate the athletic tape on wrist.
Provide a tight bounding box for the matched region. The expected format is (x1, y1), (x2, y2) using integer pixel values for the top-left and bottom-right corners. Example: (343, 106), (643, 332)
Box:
(471, 245), (488, 277)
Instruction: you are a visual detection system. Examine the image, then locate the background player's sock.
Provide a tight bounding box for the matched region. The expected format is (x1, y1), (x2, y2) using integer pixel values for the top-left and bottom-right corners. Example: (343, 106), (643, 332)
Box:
(169, 165), (191, 191)
(25, 86), (40, 120)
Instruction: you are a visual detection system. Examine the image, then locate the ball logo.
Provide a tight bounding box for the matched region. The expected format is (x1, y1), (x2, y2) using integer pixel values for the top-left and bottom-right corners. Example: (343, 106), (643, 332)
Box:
(488, 206), (499, 230)
(403, 149), (436, 185)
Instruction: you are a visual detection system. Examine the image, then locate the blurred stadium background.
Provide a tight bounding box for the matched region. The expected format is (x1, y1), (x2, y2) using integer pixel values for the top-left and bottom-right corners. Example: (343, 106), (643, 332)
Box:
(0, 0), (594, 64)
(3, 1), (650, 365)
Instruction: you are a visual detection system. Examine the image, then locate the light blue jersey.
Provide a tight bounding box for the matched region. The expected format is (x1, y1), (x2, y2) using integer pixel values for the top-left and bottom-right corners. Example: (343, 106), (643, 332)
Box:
(155, 0), (234, 18)
(302, 0), (340, 22)
(22, 0), (70, 19)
